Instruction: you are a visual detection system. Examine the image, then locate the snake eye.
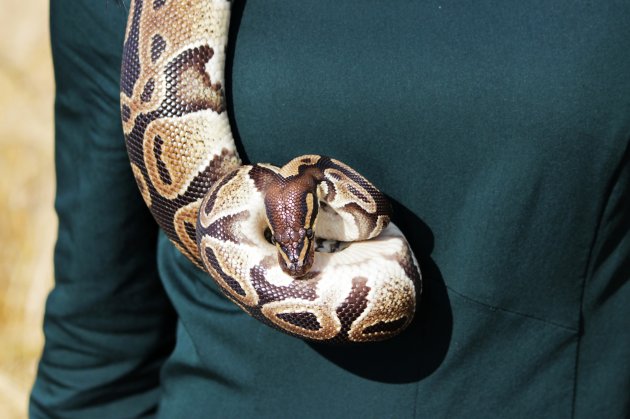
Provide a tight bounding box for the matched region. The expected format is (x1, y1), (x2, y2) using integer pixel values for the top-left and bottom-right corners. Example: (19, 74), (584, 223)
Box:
(306, 228), (314, 239)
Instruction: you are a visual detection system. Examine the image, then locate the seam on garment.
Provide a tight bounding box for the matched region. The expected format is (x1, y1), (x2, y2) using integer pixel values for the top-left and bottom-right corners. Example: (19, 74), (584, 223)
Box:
(413, 376), (419, 419)
(571, 135), (630, 419)
(251, 312), (267, 417)
(446, 285), (579, 333)
(413, 374), (424, 419)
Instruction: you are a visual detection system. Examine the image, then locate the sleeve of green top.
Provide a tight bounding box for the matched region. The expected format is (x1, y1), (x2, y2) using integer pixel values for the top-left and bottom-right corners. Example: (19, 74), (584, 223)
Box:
(574, 143), (630, 418)
(29, 2), (176, 418)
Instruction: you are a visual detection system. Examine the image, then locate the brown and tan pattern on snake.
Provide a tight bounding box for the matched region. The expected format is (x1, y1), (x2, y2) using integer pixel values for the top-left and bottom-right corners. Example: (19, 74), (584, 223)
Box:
(121, 0), (421, 343)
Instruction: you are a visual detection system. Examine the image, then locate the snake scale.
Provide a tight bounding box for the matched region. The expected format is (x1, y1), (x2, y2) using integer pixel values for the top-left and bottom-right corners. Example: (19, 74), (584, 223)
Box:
(120, 0), (421, 343)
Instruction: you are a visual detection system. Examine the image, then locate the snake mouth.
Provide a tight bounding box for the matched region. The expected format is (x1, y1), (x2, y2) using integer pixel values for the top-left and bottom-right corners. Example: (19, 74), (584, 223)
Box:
(281, 259), (311, 278)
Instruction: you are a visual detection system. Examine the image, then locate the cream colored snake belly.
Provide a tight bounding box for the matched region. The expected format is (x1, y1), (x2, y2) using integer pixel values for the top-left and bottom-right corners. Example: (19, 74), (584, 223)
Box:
(120, 0), (421, 343)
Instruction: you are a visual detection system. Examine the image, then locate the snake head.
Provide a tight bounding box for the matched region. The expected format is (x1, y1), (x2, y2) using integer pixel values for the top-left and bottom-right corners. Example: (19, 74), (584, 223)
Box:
(264, 178), (319, 278)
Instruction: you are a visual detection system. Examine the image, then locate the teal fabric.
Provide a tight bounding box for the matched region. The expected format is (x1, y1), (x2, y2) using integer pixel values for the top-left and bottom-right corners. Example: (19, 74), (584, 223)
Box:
(32, 1), (630, 418)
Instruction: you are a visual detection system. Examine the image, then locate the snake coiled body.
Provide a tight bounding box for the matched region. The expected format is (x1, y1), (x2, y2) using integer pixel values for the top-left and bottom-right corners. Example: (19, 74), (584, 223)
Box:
(120, 0), (421, 343)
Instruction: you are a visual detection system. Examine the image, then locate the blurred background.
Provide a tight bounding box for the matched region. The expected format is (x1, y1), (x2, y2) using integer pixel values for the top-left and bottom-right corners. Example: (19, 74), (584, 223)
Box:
(0, 1), (56, 417)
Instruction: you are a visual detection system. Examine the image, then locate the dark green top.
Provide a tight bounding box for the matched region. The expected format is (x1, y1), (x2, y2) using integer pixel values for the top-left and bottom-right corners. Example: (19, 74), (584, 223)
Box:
(31, 1), (630, 418)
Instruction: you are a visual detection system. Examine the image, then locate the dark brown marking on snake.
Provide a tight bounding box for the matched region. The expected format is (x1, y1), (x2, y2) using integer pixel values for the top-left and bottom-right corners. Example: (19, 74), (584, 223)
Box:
(151, 34), (167, 62)
(121, 104), (131, 122)
(166, 45), (224, 114)
(176, 148), (239, 205)
(327, 171), (342, 181)
(249, 164), (279, 193)
(125, 114), (150, 169)
(203, 247), (246, 296)
(276, 312), (321, 331)
(284, 161), (326, 184)
(318, 156), (392, 218)
(206, 211), (250, 243)
(336, 277), (370, 337)
(200, 167), (240, 217)
(132, 168), (146, 196)
(153, 135), (172, 185)
(184, 221), (196, 244)
(141, 78), (155, 102)
(362, 317), (408, 335)
(346, 184), (371, 204)
(120, 0), (143, 98)
(342, 202), (373, 236)
(249, 264), (318, 306)
(153, 0), (166, 10)
(202, 148), (239, 185)
(227, 294), (255, 316)
(318, 182), (337, 204)
(344, 202), (390, 237)
(398, 251), (421, 292)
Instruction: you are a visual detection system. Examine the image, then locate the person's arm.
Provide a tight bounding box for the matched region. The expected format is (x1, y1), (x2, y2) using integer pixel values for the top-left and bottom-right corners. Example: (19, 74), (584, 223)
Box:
(30, 2), (176, 417)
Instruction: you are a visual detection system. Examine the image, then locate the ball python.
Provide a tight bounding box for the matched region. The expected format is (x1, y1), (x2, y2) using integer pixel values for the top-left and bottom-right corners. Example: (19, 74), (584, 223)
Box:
(120, 0), (421, 343)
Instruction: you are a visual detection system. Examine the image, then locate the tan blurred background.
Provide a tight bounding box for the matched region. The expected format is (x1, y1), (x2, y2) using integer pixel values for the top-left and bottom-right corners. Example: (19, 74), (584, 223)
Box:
(0, 1), (56, 417)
